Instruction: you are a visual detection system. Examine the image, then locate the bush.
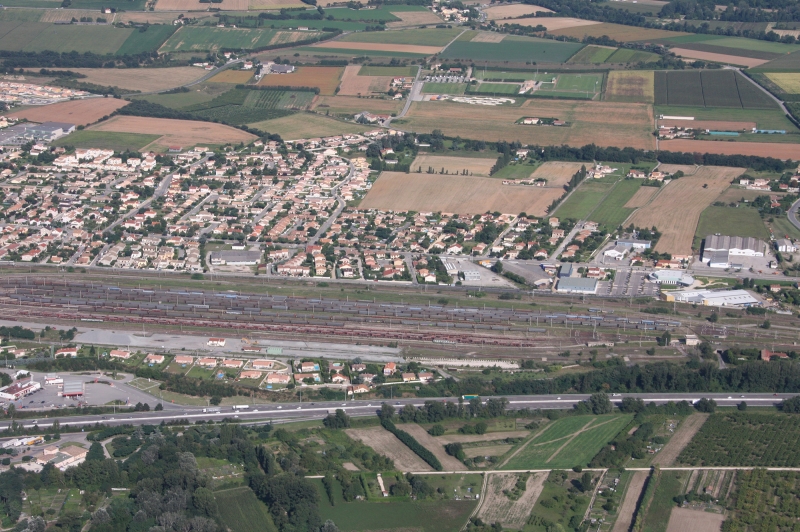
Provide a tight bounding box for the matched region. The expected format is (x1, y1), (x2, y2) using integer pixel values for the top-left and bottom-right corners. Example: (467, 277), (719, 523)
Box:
(428, 424), (445, 436)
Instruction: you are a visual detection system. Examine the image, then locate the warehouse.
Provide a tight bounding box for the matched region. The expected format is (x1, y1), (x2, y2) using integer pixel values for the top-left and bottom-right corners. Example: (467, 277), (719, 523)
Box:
(209, 250), (262, 266)
(662, 289), (759, 307)
(649, 270), (694, 286)
(701, 234), (767, 268)
(556, 277), (598, 294)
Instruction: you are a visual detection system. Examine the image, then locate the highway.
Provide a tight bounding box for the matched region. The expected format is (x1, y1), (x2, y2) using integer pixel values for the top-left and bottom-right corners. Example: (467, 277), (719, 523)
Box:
(4, 392), (793, 431)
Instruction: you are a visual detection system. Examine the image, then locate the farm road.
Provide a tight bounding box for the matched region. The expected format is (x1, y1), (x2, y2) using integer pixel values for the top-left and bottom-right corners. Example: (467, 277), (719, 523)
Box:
(788, 197), (800, 233)
(651, 414), (709, 466)
(612, 471), (648, 532)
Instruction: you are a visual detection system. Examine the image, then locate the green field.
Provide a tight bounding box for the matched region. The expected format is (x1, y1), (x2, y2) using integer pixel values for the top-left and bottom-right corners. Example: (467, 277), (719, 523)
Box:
(69, 0), (147, 8)
(441, 33), (584, 63)
(694, 206), (770, 247)
(660, 34), (800, 54)
(422, 82), (466, 94)
(326, 4), (430, 21)
(606, 47), (661, 63)
(655, 70), (777, 109)
(248, 112), (371, 138)
(340, 27), (461, 46)
(134, 91), (216, 109)
(472, 82), (519, 94)
(529, 472), (593, 531)
(0, 9), (43, 22)
(263, 19), (368, 31)
(769, 214), (800, 240)
(502, 414), (632, 470)
(567, 45), (615, 64)
(116, 24), (177, 55)
(160, 26), (324, 52)
(655, 105), (797, 131)
(0, 21), (133, 53)
(0, 0), (60, 6)
(641, 471), (687, 532)
(474, 70), (559, 82)
(295, 46), (429, 58)
(359, 65), (418, 76)
(553, 179), (618, 220)
(214, 487), (278, 532)
(588, 178), (643, 228)
(554, 73), (602, 92)
(52, 131), (160, 151)
(244, 89), (316, 110)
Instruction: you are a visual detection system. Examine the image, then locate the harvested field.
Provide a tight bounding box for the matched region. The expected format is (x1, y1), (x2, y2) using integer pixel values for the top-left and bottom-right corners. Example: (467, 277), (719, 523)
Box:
(471, 32), (506, 43)
(438, 431), (530, 444)
(765, 72), (800, 94)
(659, 139), (800, 159)
(248, 112), (370, 139)
(654, 414), (708, 466)
(657, 164), (698, 175)
(249, 0), (307, 8)
(8, 98), (127, 126)
(605, 70), (654, 103)
(155, 0), (250, 10)
(670, 47), (768, 67)
(309, 40), (442, 54)
(531, 161), (586, 188)
(345, 427), (432, 472)
(40, 9), (98, 22)
(208, 70), (253, 84)
(51, 67), (202, 92)
(517, 17), (601, 31)
(312, 95), (402, 116)
(403, 100), (655, 150)
(612, 471), (649, 532)
(256, 66), (343, 95)
(338, 64), (391, 96)
(484, 4), (552, 19)
(88, 116), (256, 152)
(623, 186), (659, 208)
(115, 11), (205, 24)
(550, 23), (687, 42)
(626, 167), (743, 256)
(400, 424), (466, 470)
(463, 445), (513, 458)
(665, 507), (724, 532)
(411, 154), (497, 177)
(386, 9), (442, 27)
(360, 172), (566, 215)
(476, 473), (548, 530)
(658, 119), (756, 130)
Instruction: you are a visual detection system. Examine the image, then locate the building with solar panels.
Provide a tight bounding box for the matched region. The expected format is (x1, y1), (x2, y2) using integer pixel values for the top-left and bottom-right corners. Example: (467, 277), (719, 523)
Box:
(61, 380), (84, 398)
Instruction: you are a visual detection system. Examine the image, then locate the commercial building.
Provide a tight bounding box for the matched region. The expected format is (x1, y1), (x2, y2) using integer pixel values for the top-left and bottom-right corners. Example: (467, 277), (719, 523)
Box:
(209, 250), (262, 266)
(556, 277), (598, 294)
(648, 270), (694, 286)
(0, 121), (75, 145)
(61, 380), (84, 398)
(36, 445), (88, 470)
(662, 289), (759, 307)
(701, 234), (767, 268)
(616, 238), (651, 250)
(0, 379), (41, 400)
(603, 245), (629, 260)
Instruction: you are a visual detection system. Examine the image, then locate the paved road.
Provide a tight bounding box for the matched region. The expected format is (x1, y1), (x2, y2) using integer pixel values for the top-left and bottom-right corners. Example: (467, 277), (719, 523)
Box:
(788, 198), (800, 233)
(1, 392), (790, 431)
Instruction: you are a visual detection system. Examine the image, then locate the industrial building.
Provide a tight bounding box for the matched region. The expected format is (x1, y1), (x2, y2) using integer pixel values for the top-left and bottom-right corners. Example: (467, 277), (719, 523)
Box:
(0, 121), (75, 145)
(556, 277), (598, 294)
(662, 289), (760, 307)
(648, 270), (694, 286)
(209, 250), (262, 266)
(701, 234), (767, 268)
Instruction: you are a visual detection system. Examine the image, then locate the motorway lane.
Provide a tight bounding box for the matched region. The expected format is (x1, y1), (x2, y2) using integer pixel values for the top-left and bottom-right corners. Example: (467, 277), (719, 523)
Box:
(2, 392), (794, 432)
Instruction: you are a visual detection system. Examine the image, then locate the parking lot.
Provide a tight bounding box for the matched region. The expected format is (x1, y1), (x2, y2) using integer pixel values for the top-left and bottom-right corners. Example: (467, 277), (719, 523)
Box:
(603, 270), (660, 297)
(424, 74), (467, 83)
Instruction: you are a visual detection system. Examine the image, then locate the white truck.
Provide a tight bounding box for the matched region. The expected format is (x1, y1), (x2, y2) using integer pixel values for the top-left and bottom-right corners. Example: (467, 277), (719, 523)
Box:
(202, 407), (221, 413)
(232, 405), (250, 411)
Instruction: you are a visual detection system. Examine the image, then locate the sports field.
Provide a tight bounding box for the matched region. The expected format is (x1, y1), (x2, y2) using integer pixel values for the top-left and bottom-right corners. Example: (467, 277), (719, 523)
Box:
(8, 98), (128, 126)
(694, 206), (770, 246)
(626, 166), (744, 256)
(501, 415), (632, 470)
(256, 66), (343, 95)
(0, 21), (133, 53)
(361, 172), (566, 215)
(654, 70), (777, 109)
(248, 113), (370, 139)
(472, 82), (520, 94)
(160, 26), (321, 52)
(441, 32), (584, 63)
(422, 82), (466, 94)
(605, 70), (654, 103)
(568, 45), (616, 64)
(52, 131), (160, 152)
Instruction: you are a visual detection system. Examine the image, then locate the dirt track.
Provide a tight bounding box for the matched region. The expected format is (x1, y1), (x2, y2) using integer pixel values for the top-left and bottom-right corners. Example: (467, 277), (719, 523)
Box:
(612, 471), (649, 532)
(476, 472), (548, 529)
(654, 414), (709, 466)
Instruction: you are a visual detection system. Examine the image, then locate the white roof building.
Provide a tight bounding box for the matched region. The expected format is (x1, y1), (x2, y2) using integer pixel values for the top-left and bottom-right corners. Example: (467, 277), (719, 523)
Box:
(663, 289), (759, 307)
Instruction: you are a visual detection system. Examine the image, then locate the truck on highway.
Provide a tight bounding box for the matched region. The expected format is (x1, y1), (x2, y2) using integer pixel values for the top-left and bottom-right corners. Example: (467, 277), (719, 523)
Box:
(202, 407), (221, 413)
(462, 395), (479, 401)
(232, 405), (250, 411)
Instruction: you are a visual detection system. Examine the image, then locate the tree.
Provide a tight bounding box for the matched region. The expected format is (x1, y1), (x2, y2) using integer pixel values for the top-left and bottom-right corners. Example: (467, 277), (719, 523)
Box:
(323, 409), (350, 429)
(762, 320), (771, 329)
(192, 487), (218, 517)
(320, 521), (340, 532)
(694, 398), (716, 413)
(155, 403), (163, 411)
(709, 312), (718, 323)
(588, 392), (613, 415)
(738, 401), (747, 411)
(86, 442), (104, 462)
(379, 403), (395, 420)
(428, 424), (445, 436)
(580, 472), (593, 492)
(781, 396), (800, 413)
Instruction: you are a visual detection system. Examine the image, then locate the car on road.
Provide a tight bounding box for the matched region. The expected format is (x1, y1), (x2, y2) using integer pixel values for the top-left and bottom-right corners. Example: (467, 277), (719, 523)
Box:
(296, 407), (301, 410)
(277, 406), (282, 409)
(557, 397), (561, 400)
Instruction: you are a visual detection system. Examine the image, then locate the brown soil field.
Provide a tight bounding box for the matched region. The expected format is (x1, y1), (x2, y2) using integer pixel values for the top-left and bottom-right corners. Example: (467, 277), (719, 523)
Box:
(477, 473), (547, 529)
(623, 186), (659, 208)
(716, 187), (776, 203)
(463, 445), (513, 458)
(666, 507), (724, 532)
(386, 9), (442, 27)
(155, 0), (249, 10)
(606, 70), (654, 103)
(8, 98), (128, 126)
(257, 66), (343, 96)
(360, 172), (566, 215)
(310, 41), (443, 54)
(520, 17), (602, 31)
(657, 164), (698, 175)
(484, 4), (553, 19)
(41, 9), (99, 22)
(550, 22), (688, 42)
(669, 48), (768, 67)
(89, 116), (256, 151)
(659, 139), (800, 159)
(438, 431), (530, 444)
(612, 471), (648, 532)
(626, 167), (743, 256)
(411, 154), (497, 176)
(312, 95), (403, 115)
(531, 161), (586, 188)
(338, 65), (391, 96)
(208, 70), (253, 84)
(658, 119), (756, 130)
(404, 100), (655, 150)
(655, 414), (708, 466)
(401, 424), (467, 470)
(471, 32), (507, 43)
(51, 67), (203, 92)
(250, 0), (307, 8)
(116, 11), (210, 23)
(345, 427), (432, 472)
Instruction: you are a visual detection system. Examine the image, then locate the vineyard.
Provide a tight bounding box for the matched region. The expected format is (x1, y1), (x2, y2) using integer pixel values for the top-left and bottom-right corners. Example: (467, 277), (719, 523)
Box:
(723, 470), (800, 532)
(244, 89), (316, 110)
(678, 413), (800, 467)
(191, 106), (291, 125)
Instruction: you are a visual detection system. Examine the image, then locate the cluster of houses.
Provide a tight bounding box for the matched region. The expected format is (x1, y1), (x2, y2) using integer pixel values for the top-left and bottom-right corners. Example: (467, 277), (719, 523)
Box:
(739, 176), (799, 193)
(627, 168), (671, 181)
(0, 82), (88, 106)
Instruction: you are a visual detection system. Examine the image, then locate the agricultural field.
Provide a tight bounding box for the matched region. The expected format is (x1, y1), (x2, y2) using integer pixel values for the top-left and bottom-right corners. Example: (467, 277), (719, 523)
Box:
(606, 47), (662, 63)
(345, 426), (432, 471)
(399, 424), (465, 470)
(386, 9), (443, 28)
(553, 178), (617, 220)
(665, 507), (724, 532)
(501, 414), (632, 470)
(568, 45), (616, 64)
(360, 171), (568, 216)
(531, 161), (588, 188)
(256, 66), (343, 95)
(724, 470), (800, 532)
(624, 185), (659, 208)
(654, 105), (795, 131)
(550, 22), (687, 42)
(312, 95), (403, 117)
(0, 8), (46, 21)
(510, 17), (601, 31)
(338, 64), (392, 96)
(484, 3), (553, 19)
(116, 25), (177, 55)
(208, 70), (253, 84)
(421, 82), (467, 94)
(605, 70), (655, 103)
(695, 206), (769, 247)
(475, 472), (548, 529)
(640, 470), (689, 532)
(650, 414), (708, 467)
(88, 115), (256, 152)
(612, 471), (649, 532)
(244, 89), (315, 110)
(247, 112), (371, 139)
(627, 166), (742, 256)
(0, 21), (133, 54)
(678, 412), (800, 467)
(754, 49), (800, 70)
(52, 66), (204, 93)
(402, 99), (655, 150)
(441, 32), (584, 63)
(214, 487), (278, 532)
(659, 139), (800, 158)
(654, 70), (777, 109)
(52, 130), (160, 151)
(8, 98), (128, 126)
(308, 41), (442, 55)
(411, 154), (497, 177)
(670, 47), (769, 68)
(338, 27), (461, 47)
(588, 178), (644, 228)
(159, 26), (323, 52)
